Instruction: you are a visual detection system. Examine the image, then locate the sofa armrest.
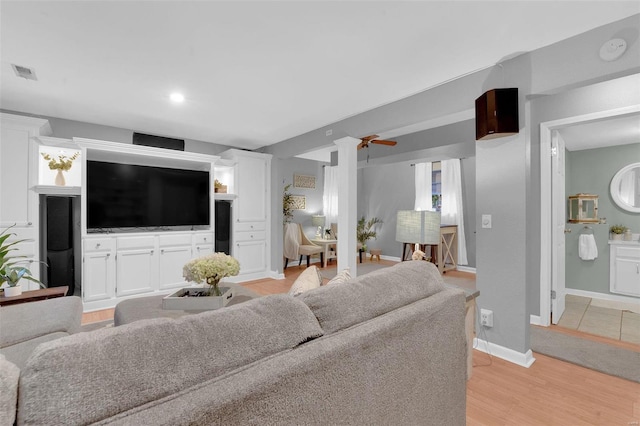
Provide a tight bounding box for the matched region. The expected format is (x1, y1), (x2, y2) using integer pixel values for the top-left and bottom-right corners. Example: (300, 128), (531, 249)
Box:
(0, 296), (82, 348)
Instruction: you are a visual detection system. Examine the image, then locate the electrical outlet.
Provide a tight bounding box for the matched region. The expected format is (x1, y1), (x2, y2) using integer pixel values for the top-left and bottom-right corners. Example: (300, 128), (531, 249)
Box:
(480, 309), (493, 327)
(326, 129), (333, 136)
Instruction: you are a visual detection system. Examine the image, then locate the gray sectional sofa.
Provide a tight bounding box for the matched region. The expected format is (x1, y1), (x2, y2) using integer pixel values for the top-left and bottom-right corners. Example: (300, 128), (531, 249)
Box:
(1, 261), (467, 425)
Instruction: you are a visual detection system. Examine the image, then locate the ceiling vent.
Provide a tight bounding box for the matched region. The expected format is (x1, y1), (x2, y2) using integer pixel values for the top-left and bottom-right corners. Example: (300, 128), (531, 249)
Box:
(11, 64), (37, 81)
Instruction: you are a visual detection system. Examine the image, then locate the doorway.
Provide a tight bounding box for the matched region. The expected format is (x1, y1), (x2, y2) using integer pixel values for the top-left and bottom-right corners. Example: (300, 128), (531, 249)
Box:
(539, 105), (640, 327)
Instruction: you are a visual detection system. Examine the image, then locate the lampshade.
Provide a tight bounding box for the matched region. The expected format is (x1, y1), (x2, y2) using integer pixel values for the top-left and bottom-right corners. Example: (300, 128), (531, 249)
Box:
(311, 215), (326, 227)
(395, 210), (440, 244)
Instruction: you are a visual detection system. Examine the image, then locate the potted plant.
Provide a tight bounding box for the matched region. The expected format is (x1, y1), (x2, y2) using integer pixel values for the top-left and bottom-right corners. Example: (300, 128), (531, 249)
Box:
(214, 179), (227, 193)
(283, 183), (294, 224)
(182, 252), (240, 296)
(610, 224), (627, 241)
(0, 225), (45, 297)
(357, 216), (382, 253)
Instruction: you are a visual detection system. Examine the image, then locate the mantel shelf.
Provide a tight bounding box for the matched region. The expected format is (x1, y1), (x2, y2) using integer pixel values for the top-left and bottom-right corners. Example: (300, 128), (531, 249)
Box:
(33, 185), (81, 196)
(214, 193), (237, 201)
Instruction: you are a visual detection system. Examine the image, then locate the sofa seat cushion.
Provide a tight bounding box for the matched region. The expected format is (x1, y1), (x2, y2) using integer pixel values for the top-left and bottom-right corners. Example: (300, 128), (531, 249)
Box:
(298, 260), (445, 334)
(0, 354), (20, 426)
(18, 294), (323, 426)
(0, 332), (70, 370)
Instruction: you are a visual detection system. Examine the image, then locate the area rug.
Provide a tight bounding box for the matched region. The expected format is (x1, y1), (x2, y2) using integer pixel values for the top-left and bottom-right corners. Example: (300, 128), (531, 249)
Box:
(80, 319), (113, 332)
(321, 262), (390, 280)
(530, 326), (640, 383)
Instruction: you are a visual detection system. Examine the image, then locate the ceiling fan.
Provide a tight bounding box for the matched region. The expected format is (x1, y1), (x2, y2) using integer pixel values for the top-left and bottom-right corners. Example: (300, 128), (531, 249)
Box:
(357, 134), (397, 150)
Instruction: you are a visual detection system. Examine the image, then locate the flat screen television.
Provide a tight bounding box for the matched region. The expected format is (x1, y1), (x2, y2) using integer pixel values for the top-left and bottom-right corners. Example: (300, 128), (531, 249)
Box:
(87, 160), (210, 231)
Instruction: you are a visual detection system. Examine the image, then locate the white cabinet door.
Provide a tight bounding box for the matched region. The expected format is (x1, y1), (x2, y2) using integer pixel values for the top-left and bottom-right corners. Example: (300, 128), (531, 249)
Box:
(611, 245), (640, 297)
(235, 240), (267, 274)
(116, 248), (156, 296)
(83, 251), (115, 302)
(235, 156), (267, 223)
(159, 246), (192, 289)
(0, 127), (31, 226)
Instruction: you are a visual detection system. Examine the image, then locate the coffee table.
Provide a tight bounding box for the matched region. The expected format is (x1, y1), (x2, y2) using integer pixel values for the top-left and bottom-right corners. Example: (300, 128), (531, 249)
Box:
(114, 283), (258, 326)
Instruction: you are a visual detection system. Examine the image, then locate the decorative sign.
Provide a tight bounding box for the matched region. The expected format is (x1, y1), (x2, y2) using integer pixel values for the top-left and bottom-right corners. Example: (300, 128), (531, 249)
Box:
(294, 174), (316, 189)
(290, 195), (306, 210)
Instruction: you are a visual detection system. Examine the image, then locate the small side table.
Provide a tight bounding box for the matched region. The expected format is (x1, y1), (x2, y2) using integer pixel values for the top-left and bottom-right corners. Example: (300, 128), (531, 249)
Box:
(0, 286), (69, 307)
(444, 284), (479, 380)
(311, 238), (337, 268)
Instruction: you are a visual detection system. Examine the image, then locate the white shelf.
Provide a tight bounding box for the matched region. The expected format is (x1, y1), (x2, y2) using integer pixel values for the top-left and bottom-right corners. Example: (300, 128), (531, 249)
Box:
(33, 185), (81, 196)
(214, 193), (237, 201)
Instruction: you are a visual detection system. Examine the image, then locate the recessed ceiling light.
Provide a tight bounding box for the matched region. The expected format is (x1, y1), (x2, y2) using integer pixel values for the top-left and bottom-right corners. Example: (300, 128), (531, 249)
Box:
(170, 92), (185, 103)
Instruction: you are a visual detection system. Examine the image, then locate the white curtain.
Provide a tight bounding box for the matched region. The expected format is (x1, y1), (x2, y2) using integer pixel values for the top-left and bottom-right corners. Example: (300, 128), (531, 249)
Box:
(323, 165), (339, 226)
(414, 162), (433, 211)
(441, 159), (468, 265)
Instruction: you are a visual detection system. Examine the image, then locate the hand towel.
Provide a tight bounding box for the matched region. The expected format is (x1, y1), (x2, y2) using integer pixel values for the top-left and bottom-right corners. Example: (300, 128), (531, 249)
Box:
(578, 234), (598, 260)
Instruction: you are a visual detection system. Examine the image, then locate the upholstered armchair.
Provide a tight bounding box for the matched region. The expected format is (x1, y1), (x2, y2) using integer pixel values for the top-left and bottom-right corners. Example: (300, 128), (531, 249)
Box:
(283, 223), (324, 269)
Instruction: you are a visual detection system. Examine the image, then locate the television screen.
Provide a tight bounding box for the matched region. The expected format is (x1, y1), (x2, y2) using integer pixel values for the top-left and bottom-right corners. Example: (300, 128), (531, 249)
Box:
(87, 161), (210, 230)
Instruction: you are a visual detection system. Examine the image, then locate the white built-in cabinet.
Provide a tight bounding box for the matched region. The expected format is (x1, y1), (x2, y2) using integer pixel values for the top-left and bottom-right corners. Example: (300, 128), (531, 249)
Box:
(220, 149), (272, 281)
(609, 241), (640, 298)
(0, 113), (52, 288)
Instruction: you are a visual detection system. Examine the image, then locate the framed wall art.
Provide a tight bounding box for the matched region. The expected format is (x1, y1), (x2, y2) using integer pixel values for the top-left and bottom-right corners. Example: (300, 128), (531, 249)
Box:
(290, 195), (306, 210)
(293, 174), (316, 189)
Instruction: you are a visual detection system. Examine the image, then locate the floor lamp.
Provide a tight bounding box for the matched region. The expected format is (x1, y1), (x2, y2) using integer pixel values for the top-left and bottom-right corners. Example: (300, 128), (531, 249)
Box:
(395, 210), (441, 260)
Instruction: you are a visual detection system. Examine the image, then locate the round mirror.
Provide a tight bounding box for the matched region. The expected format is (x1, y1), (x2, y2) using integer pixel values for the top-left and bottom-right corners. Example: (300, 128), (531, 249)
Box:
(610, 162), (640, 213)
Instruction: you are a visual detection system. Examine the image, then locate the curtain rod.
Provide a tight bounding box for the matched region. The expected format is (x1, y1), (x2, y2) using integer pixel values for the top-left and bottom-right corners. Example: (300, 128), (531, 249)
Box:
(410, 158), (467, 166)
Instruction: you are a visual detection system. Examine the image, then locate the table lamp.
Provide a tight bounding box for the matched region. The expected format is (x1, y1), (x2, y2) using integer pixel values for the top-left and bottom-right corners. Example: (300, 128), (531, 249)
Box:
(312, 215), (326, 238)
(395, 210), (441, 248)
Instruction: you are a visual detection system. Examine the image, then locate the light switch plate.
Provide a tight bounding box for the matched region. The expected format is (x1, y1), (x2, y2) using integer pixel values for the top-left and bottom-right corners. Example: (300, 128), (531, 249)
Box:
(482, 214), (492, 229)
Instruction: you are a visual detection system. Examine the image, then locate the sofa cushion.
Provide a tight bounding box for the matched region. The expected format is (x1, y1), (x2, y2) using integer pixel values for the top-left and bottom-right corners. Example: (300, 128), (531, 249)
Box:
(0, 331), (70, 370)
(298, 260), (445, 334)
(0, 354), (19, 426)
(288, 265), (323, 295)
(324, 268), (351, 286)
(18, 294), (323, 426)
(0, 296), (82, 348)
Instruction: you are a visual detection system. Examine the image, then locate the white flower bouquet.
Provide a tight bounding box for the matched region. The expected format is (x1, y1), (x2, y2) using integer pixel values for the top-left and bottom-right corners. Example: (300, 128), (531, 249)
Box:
(183, 252), (240, 296)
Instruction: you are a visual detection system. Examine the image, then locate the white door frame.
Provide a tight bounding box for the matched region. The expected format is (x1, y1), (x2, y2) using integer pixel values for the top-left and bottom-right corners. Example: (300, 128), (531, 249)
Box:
(539, 105), (640, 327)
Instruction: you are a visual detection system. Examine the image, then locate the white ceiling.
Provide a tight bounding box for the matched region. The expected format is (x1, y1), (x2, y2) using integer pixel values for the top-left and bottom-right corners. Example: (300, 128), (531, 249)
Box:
(559, 113), (640, 151)
(1, 1), (638, 150)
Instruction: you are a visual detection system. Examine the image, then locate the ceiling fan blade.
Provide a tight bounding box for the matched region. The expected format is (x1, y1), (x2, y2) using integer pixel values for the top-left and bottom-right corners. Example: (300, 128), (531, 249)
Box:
(360, 134), (379, 142)
(371, 139), (397, 146)
(357, 141), (367, 150)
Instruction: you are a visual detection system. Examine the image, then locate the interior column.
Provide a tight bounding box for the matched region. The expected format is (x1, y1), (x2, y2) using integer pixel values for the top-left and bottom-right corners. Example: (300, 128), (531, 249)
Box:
(334, 136), (360, 276)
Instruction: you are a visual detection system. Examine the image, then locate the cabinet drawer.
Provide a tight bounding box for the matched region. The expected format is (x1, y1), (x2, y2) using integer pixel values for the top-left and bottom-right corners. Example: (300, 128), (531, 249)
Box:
(117, 236), (156, 250)
(194, 233), (214, 245)
(616, 246), (640, 260)
(235, 222), (265, 232)
(84, 238), (115, 252)
(159, 234), (192, 247)
(235, 230), (266, 242)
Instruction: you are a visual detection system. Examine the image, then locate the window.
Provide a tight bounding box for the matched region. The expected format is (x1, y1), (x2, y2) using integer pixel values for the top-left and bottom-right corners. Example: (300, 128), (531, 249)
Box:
(432, 162), (441, 211)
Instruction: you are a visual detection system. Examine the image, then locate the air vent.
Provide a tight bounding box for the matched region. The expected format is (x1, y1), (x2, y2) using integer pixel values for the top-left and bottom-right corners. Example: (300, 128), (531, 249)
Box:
(11, 64), (37, 81)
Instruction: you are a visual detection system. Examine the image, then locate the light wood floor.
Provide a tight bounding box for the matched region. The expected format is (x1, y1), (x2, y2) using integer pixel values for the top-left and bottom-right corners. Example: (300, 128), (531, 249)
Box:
(81, 260), (640, 424)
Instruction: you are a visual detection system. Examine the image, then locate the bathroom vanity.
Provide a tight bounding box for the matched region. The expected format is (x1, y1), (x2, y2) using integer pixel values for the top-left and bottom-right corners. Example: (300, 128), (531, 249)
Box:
(609, 239), (640, 298)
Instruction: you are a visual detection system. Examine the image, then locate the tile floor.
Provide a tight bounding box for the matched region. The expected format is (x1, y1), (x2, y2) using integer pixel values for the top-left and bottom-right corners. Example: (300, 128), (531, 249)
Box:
(558, 294), (640, 344)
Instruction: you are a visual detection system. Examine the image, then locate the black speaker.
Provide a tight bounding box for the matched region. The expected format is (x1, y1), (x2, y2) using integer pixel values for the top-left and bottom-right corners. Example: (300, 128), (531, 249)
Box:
(133, 132), (185, 151)
(475, 88), (519, 141)
(215, 200), (232, 255)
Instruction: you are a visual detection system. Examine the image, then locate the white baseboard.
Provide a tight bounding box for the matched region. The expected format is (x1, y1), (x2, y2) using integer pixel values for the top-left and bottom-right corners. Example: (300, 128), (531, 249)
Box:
(269, 271), (285, 280)
(456, 265), (476, 274)
(473, 338), (536, 368)
(529, 315), (543, 326)
(380, 255), (401, 262)
(565, 288), (640, 313)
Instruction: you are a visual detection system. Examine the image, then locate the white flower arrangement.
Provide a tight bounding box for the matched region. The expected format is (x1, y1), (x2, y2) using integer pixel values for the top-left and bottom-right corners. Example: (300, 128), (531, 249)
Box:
(183, 253), (240, 295)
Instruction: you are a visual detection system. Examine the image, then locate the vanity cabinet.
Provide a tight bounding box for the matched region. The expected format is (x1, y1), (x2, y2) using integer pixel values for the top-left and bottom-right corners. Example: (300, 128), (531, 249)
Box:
(0, 113), (52, 287)
(609, 241), (640, 297)
(220, 149), (272, 280)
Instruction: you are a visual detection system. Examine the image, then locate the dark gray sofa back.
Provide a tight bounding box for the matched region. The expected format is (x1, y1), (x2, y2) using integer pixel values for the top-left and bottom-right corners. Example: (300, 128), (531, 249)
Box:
(298, 260), (446, 333)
